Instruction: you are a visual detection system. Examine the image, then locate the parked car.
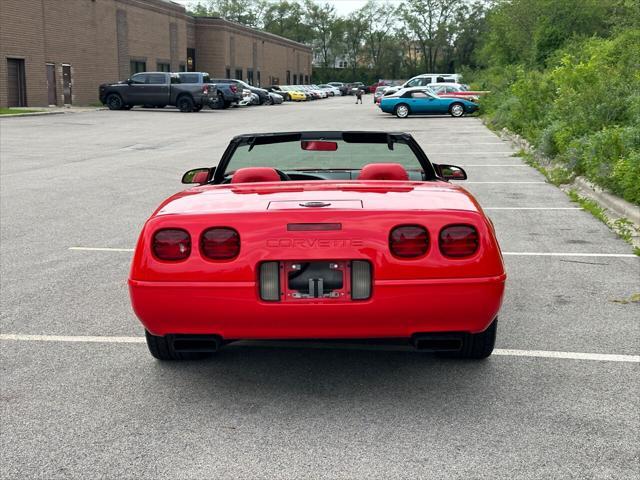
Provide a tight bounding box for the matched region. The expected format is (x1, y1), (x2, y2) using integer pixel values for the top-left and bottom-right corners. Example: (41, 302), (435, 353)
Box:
(327, 82), (349, 95)
(279, 86), (308, 101)
(267, 92), (284, 104)
(317, 84), (341, 96)
(426, 83), (488, 102)
(99, 72), (216, 112)
(130, 130), (505, 361)
(379, 87), (479, 118)
(175, 72), (240, 110)
(347, 82), (367, 95)
(385, 74), (462, 95)
(266, 86), (290, 101)
(374, 85), (388, 103)
(211, 78), (269, 105)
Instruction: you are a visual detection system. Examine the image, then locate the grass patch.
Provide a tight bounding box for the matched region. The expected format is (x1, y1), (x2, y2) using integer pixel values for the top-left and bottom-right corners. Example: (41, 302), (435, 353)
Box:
(517, 150), (573, 186)
(0, 108), (43, 115)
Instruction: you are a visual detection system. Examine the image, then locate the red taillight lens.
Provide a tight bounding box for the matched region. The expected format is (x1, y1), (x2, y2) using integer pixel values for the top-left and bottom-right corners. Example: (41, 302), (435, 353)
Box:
(202, 85), (209, 95)
(389, 225), (429, 258)
(439, 225), (479, 257)
(201, 228), (240, 260)
(152, 229), (191, 261)
(230, 85), (237, 93)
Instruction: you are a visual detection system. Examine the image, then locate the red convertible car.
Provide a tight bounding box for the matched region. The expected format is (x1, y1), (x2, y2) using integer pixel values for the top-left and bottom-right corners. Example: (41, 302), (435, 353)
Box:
(129, 132), (506, 361)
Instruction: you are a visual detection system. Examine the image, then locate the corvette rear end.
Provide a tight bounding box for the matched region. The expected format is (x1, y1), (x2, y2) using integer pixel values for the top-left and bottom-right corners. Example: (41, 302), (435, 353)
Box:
(129, 132), (506, 360)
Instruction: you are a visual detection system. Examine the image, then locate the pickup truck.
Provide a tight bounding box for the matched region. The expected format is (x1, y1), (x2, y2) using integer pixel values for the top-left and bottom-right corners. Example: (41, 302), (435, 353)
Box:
(211, 78), (270, 105)
(176, 72), (242, 109)
(99, 72), (216, 112)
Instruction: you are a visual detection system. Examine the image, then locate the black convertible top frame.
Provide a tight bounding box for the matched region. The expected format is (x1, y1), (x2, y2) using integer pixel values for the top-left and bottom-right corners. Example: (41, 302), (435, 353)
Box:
(212, 131), (438, 184)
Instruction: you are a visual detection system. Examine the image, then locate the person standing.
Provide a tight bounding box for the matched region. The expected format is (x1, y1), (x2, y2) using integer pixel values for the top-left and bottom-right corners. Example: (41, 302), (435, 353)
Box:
(355, 88), (363, 104)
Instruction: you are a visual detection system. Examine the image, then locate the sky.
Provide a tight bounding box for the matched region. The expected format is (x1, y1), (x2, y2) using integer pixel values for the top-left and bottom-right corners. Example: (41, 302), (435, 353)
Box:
(172, 0), (403, 16)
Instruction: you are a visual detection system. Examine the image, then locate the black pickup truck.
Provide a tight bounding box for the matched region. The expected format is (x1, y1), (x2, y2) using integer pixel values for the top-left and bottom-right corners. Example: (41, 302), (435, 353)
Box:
(177, 72), (242, 109)
(99, 72), (216, 112)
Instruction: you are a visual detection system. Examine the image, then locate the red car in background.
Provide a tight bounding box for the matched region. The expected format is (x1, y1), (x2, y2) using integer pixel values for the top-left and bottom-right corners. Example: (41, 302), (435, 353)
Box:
(427, 83), (489, 102)
(129, 131), (506, 361)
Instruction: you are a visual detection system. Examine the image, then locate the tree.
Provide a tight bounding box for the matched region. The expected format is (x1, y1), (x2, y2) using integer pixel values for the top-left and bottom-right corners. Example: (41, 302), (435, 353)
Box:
(189, 0), (267, 28)
(263, 1), (311, 43)
(399, 0), (461, 72)
(304, 1), (340, 68)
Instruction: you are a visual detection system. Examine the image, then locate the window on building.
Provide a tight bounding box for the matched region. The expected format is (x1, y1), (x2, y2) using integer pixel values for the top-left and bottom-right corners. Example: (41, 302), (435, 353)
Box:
(286, 70), (290, 84)
(247, 69), (254, 85)
(179, 64), (187, 72)
(257, 71), (261, 87)
(293, 74), (297, 84)
(130, 60), (146, 74)
(304, 75), (309, 84)
(157, 62), (170, 72)
(225, 68), (231, 79)
(235, 68), (243, 80)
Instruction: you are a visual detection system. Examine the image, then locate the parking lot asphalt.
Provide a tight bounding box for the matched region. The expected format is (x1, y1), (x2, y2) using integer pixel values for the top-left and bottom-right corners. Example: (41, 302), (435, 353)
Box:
(1, 97), (639, 479)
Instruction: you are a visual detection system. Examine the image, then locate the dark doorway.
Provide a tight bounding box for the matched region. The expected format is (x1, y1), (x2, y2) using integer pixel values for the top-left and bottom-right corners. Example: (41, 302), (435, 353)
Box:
(62, 65), (72, 105)
(7, 58), (27, 107)
(46, 63), (57, 105)
(187, 48), (196, 72)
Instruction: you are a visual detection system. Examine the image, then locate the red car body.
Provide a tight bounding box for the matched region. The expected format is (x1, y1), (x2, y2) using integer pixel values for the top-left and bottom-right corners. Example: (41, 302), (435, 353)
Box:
(129, 132), (506, 360)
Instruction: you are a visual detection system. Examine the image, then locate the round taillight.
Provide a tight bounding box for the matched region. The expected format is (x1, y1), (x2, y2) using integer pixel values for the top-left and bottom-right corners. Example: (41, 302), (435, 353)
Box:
(439, 225), (479, 258)
(152, 229), (191, 261)
(389, 225), (429, 258)
(201, 228), (240, 260)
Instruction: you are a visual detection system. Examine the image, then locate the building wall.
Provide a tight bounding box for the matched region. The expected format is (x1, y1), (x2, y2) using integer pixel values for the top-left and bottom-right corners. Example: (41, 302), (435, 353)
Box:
(0, 1), (312, 107)
(194, 18), (312, 86)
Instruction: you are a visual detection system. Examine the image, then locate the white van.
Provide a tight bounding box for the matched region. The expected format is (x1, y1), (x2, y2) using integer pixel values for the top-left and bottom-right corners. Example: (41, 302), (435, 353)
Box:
(386, 73), (462, 94)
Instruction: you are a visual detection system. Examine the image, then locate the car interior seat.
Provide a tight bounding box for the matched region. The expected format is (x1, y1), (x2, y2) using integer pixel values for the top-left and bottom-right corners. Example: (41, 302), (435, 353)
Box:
(231, 167), (281, 184)
(357, 163), (409, 181)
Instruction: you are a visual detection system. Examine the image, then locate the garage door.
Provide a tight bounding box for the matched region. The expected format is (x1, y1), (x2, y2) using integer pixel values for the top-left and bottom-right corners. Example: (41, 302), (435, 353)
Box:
(7, 58), (27, 107)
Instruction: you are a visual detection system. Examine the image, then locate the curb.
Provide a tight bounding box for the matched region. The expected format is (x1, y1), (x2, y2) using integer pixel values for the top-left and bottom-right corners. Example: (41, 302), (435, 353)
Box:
(1, 107), (107, 118)
(0, 111), (66, 118)
(572, 176), (640, 226)
(494, 125), (640, 225)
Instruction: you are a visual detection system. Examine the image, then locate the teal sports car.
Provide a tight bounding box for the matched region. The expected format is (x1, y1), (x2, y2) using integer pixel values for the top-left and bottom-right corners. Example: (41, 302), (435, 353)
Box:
(379, 87), (479, 118)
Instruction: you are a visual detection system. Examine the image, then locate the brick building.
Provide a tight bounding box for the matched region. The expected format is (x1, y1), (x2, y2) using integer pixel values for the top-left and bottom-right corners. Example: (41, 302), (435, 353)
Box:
(0, 0), (312, 107)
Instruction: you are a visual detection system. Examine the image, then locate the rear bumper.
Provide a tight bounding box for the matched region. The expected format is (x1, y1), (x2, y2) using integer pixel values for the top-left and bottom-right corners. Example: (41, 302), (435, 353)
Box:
(129, 274), (505, 339)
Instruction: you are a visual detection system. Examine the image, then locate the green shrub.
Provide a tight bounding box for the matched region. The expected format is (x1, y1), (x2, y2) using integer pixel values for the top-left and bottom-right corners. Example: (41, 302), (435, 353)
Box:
(472, 28), (640, 205)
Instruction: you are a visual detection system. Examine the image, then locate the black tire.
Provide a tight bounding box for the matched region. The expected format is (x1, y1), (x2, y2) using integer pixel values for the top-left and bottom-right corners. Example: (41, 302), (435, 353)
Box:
(106, 93), (123, 110)
(177, 95), (195, 113)
(439, 318), (498, 359)
(210, 93), (223, 109)
(394, 103), (410, 118)
(449, 102), (465, 117)
(193, 105), (203, 112)
(121, 105), (132, 110)
(145, 330), (213, 361)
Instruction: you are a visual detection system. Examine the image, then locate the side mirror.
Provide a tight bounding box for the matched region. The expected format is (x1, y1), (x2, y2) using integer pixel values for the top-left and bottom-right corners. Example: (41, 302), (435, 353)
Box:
(435, 164), (467, 181)
(182, 167), (213, 184)
(126, 79), (132, 85)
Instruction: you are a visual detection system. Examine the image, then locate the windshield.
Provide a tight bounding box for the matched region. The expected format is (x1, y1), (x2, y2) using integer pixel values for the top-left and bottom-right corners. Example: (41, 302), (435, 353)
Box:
(222, 134), (428, 175)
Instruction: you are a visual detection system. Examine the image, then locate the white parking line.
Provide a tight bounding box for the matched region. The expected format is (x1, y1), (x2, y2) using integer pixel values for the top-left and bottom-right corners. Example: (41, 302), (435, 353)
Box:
(69, 246), (134, 252)
(1, 334), (637, 363)
(465, 181), (546, 184)
(0, 334), (145, 343)
(430, 152), (516, 155)
(502, 252), (637, 258)
(484, 207), (582, 210)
